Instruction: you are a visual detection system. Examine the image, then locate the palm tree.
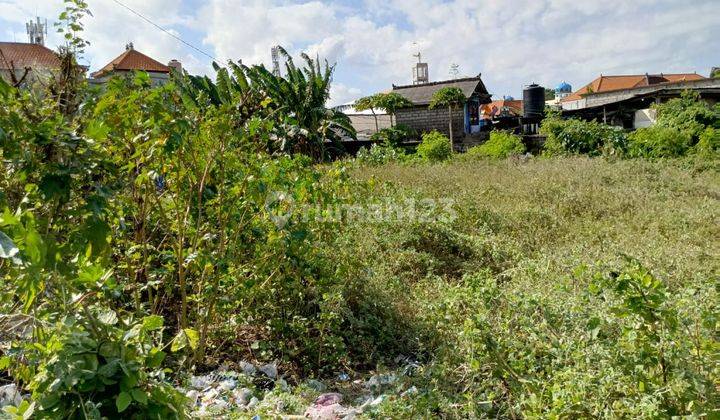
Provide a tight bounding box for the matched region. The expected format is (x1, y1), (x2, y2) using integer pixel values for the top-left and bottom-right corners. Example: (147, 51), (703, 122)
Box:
(429, 87), (466, 150)
(175, 47), (356, 161)
(244, 47), (355, 160)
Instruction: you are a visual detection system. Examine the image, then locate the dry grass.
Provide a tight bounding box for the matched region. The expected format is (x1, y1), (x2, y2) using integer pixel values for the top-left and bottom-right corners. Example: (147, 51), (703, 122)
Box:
(354, 157), (720, 284)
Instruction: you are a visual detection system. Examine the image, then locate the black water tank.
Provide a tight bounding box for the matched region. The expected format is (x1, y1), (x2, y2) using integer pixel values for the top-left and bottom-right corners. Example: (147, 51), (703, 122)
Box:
(523, 84), (545, 119)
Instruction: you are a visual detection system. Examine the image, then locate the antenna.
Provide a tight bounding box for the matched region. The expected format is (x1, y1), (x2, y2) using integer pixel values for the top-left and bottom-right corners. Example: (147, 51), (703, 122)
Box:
(449, 63), (460, 79)
(26, 16), (47, 45)
(271, 45), (281, 76)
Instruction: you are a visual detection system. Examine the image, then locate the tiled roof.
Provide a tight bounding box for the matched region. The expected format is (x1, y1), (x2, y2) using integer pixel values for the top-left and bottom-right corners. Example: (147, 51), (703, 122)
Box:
(561, 73), (706, 102)
(392, 76), (490, 105)
(481, 99), (523, 117)
(91, 47), (170, 78)
(0, 42), (60, 70)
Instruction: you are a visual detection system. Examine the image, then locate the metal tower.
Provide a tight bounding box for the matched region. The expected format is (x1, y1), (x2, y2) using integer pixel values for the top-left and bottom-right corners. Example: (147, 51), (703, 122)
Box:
(271, 46), (281, 76)
(26, 17), (47, 46)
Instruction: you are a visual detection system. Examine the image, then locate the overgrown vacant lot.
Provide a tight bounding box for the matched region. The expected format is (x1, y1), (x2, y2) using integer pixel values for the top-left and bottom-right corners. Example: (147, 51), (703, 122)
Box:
(336, 157), (719, 418)
(356, 158), (719, 281)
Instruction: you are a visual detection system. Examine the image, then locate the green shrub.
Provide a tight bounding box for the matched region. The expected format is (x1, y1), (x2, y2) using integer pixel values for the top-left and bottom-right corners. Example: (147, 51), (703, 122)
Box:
(694, 127), (720, 157)
(417, 131), (452, 162)
(357, 142), (406, 165)
(370, 124), (415, 146)
(467, 131), (525, 159)
(627, 126), (692, 158)
(541, 117), (627, 156)
(653, 90), (720, 142)
(22, 313), (187, 418)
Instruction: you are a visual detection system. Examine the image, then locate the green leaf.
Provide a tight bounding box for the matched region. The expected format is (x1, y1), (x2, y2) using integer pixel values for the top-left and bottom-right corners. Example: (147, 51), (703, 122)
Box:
(184, 328), (199, 350)
(170, 328), (199, 352)
(77, 264), (105, 284)
(131, 388), (148, 405)
(170, 330), (187, 352)
(142, 315), (164, 331)
(147, 348), (165, 368)
(21, 401), (35, 420)
(0, 230), (18, 259)
(116, 391), (132, 412)
(85, 120), (110, 141)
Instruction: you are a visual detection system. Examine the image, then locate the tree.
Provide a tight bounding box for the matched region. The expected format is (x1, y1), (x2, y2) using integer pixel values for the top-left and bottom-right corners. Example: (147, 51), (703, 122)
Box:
(544, 88), (555, 101)
(354, 94), (381, 133)
(429, 87), (466, 150)
(375, 92), (412, 127)
(176, 47), (356, 161)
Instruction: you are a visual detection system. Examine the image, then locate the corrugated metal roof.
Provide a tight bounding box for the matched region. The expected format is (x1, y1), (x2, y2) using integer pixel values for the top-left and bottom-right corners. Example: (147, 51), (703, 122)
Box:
(0, 42), (61, 70)
(91, 47), (170, 78)
(392, 76), (490, 105)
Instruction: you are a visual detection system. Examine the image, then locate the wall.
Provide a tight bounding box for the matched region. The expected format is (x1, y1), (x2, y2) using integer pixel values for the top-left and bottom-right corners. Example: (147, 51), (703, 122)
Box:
(348, 114), (392, 135)
(396, 105), (466, 141)
(0, 68), (57, 89)
(89, 71), (170, 86)
(633, 109), (656, 129)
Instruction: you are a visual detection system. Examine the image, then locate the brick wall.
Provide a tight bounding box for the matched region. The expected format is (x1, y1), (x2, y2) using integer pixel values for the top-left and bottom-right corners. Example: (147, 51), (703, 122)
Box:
(396, 105), (466, 141)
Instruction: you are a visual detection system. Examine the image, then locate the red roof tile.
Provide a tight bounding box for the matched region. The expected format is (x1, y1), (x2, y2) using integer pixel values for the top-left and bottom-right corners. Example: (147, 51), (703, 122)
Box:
(91, 47), (170, 78)
(481, 99), (523, 117)
(561, 73), (706, 102)
(0, 42), (60, 70)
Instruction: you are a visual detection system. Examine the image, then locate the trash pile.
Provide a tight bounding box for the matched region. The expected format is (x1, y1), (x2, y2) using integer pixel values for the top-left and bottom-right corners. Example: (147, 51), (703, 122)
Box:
(2, 358), (423, 418)
(181, 361), (282, 417)
(181, 356), (423, 419)
(0, 384), (23, 408)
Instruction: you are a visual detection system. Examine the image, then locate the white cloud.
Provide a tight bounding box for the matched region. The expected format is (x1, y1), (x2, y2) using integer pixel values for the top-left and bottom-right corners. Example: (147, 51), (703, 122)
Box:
(328, 82), (361, 107)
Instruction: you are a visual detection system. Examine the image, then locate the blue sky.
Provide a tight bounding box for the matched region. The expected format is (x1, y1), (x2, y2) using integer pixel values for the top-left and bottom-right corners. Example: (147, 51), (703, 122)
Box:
(2, 0), (719, 105)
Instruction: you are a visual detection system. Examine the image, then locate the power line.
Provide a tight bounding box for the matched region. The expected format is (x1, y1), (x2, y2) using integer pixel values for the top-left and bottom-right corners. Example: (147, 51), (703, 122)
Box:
(109, 0), (218, 62)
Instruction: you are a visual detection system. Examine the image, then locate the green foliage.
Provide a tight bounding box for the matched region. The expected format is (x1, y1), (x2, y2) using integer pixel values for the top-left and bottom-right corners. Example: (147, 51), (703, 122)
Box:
(351, 158), (719, 418)
(370, 124), (415, 146)
(356, 92), (412, 129)
(375, 92), (413, 116)
(416, 131), (452, 162)
(357, 143), (406, 166)
(627, 126), (692, 158)
(695, 126), (720, 157)
(652, 90), (720, 142)
(176, 48), (355, 161)
(428, 87), (466, 110)
(24, 314), (186, 418)
(539, 92), (719, 159)
(467, 131), (525, 159)
(544, 88), (555, 101)
(541, 115), (628, 156)
(2, 5), (719, 419)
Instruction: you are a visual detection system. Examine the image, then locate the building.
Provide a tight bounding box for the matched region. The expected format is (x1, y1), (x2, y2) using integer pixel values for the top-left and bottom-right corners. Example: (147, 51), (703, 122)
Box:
(0, 18), (60, 87)
(90, 43), (176, 85)
(546, 81), (572, 108)
(560, 73), (705, 110)
(0, 42), (61, 87)
(478, 97), (524, 131)
(481, 97), (523, 119)
(333, 102), (392, 139)
(392, 76), (492, 147)
(560, 73), (719, 128)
